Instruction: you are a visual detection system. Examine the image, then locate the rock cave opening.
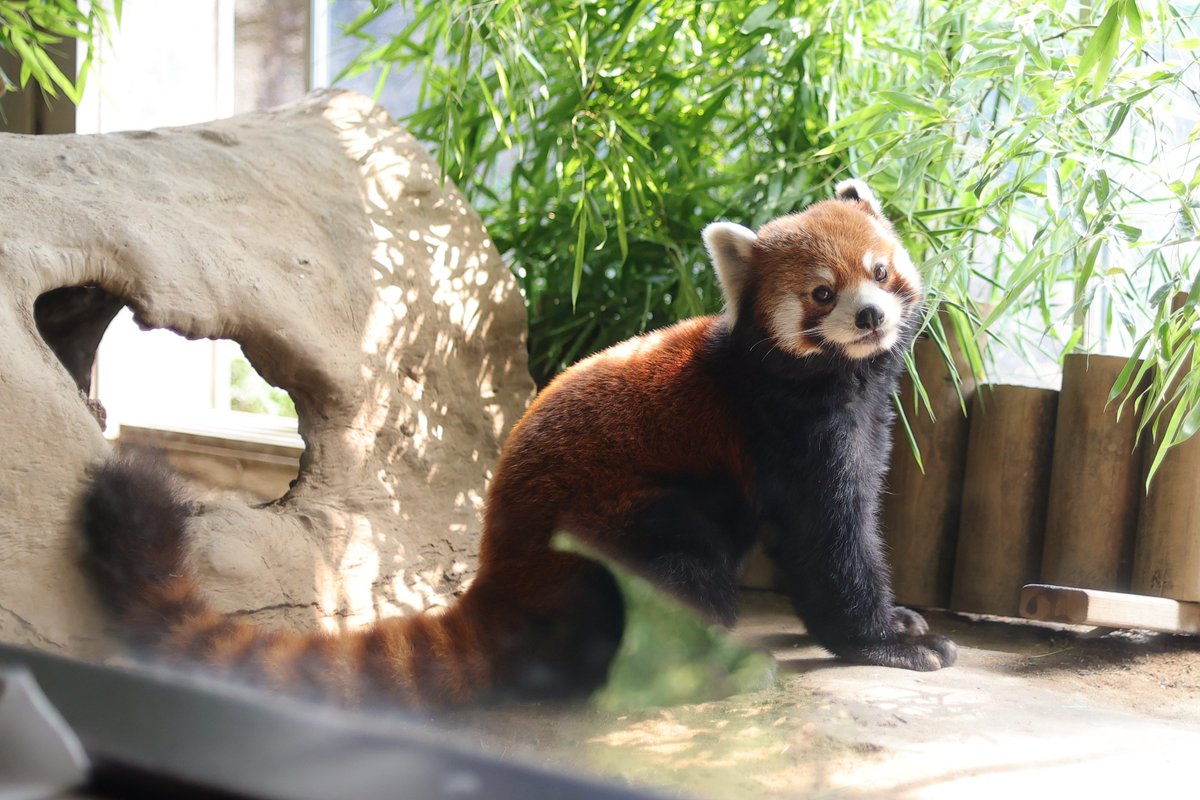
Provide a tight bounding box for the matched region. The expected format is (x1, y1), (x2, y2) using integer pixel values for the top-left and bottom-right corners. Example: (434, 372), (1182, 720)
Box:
(34, 285), (305, 504)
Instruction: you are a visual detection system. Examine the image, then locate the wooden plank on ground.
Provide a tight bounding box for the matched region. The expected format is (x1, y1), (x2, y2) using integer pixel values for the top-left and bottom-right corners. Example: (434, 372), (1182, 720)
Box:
(1020, 584), (1200, 634)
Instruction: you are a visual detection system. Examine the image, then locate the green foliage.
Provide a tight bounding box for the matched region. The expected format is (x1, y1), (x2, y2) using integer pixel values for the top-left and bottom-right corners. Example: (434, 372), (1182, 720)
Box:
(230, 356), (297, 418)
(554, 533), (776, 710)
(343, 1), (854, 383)
(0, 1), (119, 103)
(342, 0), (1200, 472)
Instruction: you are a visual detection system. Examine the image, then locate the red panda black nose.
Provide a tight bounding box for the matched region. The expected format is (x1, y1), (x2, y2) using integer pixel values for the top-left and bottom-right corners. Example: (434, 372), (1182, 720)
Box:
(856, 305), (884, 331)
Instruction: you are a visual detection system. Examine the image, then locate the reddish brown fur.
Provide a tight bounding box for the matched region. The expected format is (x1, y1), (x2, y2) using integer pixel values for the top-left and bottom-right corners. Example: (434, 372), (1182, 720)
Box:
(750, 201), (914, 355)
(482, 316), (751, 563)
(85, 316), (753, 708)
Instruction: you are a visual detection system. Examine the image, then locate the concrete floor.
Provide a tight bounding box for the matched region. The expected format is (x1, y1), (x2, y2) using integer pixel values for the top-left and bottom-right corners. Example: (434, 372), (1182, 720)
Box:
(436, 591), (1200, 799)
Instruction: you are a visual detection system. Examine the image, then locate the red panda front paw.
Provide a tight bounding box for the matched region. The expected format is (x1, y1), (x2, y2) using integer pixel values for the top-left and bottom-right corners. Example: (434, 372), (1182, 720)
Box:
(890, 606), (929, 636)
(885, 634), (958, 671)
(842, 633), (958, 671)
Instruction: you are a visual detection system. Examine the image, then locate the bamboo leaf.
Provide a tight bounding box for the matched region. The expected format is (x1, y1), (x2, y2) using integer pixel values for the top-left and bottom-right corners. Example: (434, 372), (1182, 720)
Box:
(1146, 394), (1189, 485)
(1123, 0), (1143, 38)
(741, 3), (779, 34)
(371, 62), (392, 103)
(608, 111), (652, 152)
(892, 392), (924, 472)
(600, 0), (651, 73)
(878, 91), (941, 117)
(1109, 336), (1149, 403)
(1181, 398), (1200, 441)
(1076, 2), (1122, 92)
(572, 210), (587, 308)
(826, 102), (888, 132)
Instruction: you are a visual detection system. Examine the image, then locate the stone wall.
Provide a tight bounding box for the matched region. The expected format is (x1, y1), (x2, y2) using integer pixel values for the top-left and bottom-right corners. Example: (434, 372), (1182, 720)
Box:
(0, 90), (534, 657)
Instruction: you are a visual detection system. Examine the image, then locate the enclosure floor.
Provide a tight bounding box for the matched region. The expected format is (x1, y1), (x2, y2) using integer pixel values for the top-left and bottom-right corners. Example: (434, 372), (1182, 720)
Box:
(433, 591), (1200, 799)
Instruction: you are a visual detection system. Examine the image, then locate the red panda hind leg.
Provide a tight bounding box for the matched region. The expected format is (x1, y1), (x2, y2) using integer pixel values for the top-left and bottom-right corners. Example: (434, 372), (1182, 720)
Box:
(460, 556), (624, 703)
(612, 474), (756, 628)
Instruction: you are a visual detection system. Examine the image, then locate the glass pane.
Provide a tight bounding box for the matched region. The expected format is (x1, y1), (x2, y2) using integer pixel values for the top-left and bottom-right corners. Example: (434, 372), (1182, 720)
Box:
(227, 343), (298, 418)
(234, 0), (310, 113)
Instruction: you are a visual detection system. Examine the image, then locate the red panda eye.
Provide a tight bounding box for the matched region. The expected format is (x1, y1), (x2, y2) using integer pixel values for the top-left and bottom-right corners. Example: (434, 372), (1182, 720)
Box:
(874, 264), (889, 282)
(812, 286), (835, 304)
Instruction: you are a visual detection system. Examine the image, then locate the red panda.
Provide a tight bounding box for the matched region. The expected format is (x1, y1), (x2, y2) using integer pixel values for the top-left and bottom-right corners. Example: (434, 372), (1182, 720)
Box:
(80, 179), (956, 709)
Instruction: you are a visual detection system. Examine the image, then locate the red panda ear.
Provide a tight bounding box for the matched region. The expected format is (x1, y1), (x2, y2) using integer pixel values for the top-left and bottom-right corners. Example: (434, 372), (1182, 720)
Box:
(835, 178), (884, 218)
(702, 221), (757, 325)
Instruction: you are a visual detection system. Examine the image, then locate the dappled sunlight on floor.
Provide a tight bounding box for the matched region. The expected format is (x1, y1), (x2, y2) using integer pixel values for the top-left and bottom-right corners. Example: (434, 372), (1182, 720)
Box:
(432, 591), (1200, 799)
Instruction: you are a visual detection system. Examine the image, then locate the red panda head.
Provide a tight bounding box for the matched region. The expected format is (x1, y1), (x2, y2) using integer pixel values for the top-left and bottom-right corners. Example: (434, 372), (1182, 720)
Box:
(702, 179), (922, 360)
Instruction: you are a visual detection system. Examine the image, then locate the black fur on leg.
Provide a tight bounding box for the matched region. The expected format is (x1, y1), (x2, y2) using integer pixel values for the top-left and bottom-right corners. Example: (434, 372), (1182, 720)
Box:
(716, 304), (959, 673)
(621, 476), (755, 628)
(78, 453), (194, 621)
(843, 634), (958, 671)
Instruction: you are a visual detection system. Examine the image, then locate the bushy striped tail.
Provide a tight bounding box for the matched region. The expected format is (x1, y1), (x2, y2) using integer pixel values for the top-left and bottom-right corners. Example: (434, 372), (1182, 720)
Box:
(80, 454), (205, 640)
(77, 454), (504, 709)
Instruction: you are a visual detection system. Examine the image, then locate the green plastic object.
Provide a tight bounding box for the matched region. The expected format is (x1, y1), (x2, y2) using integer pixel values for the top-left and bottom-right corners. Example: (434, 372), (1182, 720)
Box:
(553, 534), (776, 712)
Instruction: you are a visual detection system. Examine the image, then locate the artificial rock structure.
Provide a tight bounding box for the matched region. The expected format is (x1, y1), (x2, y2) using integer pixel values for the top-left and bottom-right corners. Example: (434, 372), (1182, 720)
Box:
(0, 91), (534, 657)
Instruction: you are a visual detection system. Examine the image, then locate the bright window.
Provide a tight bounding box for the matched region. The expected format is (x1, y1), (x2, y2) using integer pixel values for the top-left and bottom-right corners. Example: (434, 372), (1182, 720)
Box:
(84, 0), (412, 447)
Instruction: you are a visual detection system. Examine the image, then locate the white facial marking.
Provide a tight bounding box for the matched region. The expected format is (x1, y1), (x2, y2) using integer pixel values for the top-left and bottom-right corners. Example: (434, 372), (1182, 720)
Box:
(818, 280), (904, 359)
(866, 217), (922, 291)
(768, 295), (817, 356)
(891, 246), (922, 292)
(862, 250), (875, 273)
